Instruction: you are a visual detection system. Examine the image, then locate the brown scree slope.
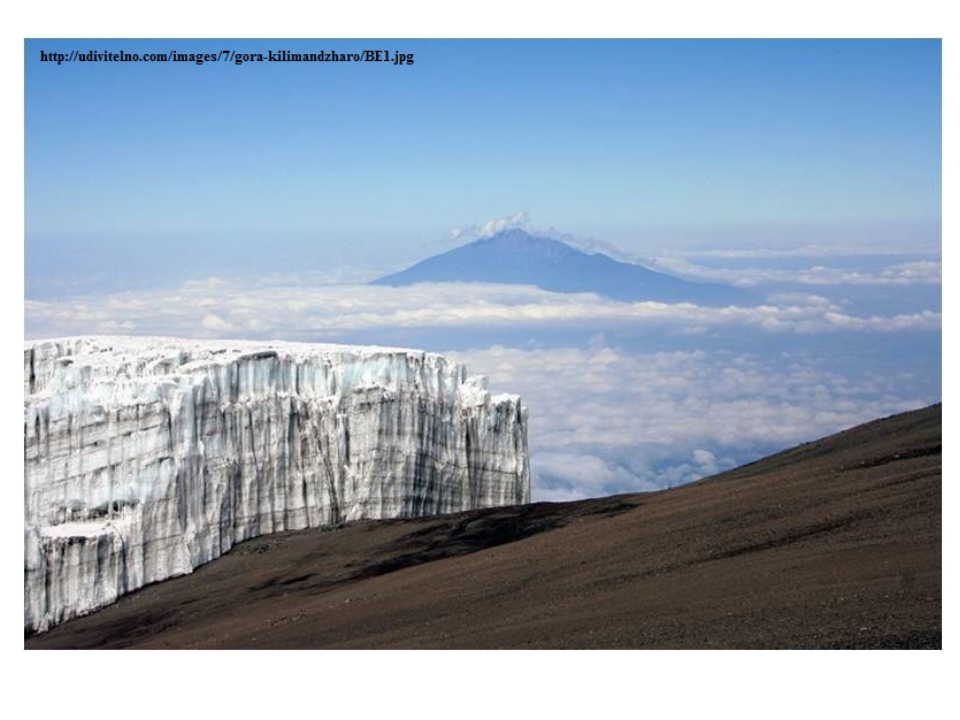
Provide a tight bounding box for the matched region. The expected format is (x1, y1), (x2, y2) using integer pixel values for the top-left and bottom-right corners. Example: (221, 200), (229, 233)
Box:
(27, 404), (941, 649)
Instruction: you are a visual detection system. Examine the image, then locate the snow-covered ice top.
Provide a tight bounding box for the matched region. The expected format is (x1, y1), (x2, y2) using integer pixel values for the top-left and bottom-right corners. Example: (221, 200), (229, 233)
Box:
(24, 335), (518, 410)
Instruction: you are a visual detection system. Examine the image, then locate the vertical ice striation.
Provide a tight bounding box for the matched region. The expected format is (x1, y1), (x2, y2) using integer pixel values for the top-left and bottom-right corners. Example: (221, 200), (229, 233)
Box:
(24, 337), (530, 633)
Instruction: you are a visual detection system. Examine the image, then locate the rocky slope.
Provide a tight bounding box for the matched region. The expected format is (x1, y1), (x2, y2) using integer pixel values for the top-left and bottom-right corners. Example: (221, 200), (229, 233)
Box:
(24, 337), (529, 633)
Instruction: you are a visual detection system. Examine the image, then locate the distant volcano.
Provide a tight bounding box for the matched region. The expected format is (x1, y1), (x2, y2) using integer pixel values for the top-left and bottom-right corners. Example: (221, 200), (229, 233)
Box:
(372, 229), (754, 306)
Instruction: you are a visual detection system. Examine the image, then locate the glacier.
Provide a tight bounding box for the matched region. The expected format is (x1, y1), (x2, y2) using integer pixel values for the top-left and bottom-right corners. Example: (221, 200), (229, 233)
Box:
(24, 336), (530, 633)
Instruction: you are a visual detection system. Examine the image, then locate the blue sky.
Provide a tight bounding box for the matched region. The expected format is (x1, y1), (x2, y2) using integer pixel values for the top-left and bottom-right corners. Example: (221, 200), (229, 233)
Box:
(26, 39), (940, 292)
(24, 38), (941, 500)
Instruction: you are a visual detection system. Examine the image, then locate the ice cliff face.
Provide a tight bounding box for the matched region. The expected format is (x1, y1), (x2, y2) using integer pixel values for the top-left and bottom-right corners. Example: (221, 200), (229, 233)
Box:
(24, 337), (530, 633)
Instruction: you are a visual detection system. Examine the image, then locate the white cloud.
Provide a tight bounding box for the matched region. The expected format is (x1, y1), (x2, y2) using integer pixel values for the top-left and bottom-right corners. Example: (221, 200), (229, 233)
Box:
(673, 244), (940, 259)
(535, 487), (593, 503)
(448, 345), (933, 500)
(450, 211), (531, 242)
(649, 257), (942, 287)
(692, 449), (719, 475)
(24, 278), (941, 341)
(534, 452), (654, 493)
(200, 313), (234, 331)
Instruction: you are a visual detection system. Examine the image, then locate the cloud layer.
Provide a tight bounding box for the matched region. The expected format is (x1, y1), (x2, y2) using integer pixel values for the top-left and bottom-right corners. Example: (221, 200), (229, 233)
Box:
(649, 258), (943, 287)
(449, 345), (933, 500)
(449, 211), (531, 242)
(24, 277), (941, 340)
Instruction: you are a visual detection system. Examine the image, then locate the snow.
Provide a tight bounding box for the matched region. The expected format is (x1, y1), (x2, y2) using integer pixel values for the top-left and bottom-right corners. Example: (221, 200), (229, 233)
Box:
(24, 336), (530, 633)
(39, 520), (112, 538)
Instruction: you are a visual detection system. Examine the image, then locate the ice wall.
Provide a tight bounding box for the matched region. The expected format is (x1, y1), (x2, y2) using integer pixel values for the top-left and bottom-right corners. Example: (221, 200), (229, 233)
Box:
(24, 337), (529, 633)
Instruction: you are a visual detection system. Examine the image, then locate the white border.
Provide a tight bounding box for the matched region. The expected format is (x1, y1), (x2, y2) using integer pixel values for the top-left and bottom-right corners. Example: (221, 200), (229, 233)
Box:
(5, 3), (950, 718)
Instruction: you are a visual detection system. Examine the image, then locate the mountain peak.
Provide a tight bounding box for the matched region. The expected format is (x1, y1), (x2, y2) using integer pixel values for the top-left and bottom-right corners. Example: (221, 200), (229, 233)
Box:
(474, 229), (580, 259)
(372, 230), (754, 306)
(482, 227), (533, 241)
